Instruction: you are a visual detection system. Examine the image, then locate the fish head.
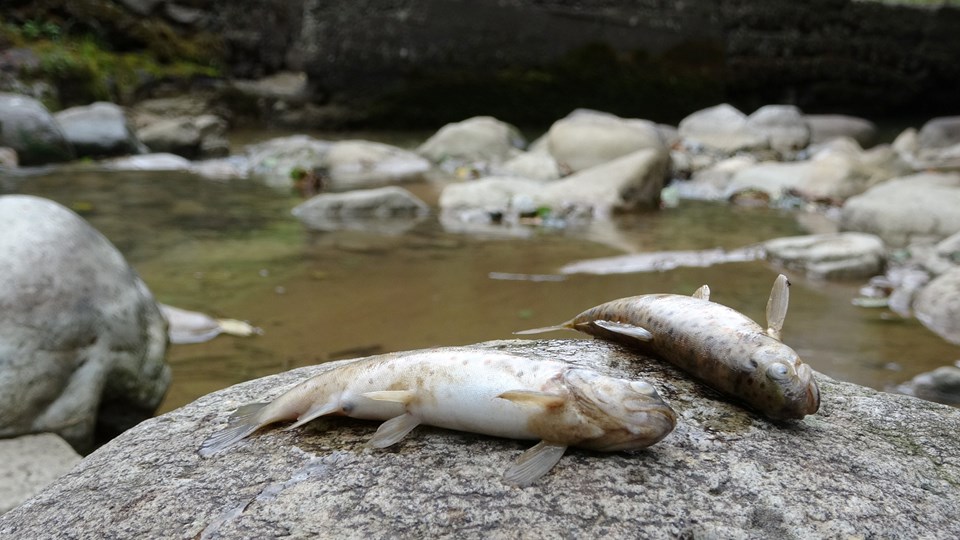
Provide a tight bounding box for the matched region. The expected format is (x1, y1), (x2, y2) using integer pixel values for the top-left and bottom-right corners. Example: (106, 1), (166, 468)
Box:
(562, 369), (677, 451)
(748, 344), (821, 420)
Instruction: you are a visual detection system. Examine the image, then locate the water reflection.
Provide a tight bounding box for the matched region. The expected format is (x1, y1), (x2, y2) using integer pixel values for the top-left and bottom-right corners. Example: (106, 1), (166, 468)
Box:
(2, 169), (957, 413)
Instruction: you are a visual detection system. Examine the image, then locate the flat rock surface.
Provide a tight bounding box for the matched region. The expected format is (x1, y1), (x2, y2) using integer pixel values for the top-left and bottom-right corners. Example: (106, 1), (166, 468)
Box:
(2, 339), (958, 539)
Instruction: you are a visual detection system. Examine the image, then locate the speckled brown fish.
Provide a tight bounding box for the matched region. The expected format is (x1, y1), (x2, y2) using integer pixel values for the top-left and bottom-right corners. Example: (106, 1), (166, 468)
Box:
(199, 349), (676, 486)
(517, 275), (820, 420)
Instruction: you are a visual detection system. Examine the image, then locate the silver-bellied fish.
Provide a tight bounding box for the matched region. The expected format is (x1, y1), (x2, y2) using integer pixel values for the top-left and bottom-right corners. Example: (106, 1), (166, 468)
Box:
(199, 348), (676, 486)
(517, 275), (820, 420)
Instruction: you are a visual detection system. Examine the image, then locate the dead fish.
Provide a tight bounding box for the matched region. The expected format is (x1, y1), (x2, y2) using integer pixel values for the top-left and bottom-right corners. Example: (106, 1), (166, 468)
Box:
(199, 349), (676, 486)
(517, 275), (820, 420)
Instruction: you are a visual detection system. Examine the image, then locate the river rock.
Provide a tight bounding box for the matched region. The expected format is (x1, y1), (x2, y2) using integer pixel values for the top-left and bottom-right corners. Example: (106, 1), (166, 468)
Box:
(440, 148), (668, 222)
(763, 232), (885, 280)
(0, 147), (16, 168)
(805, 114), (877, 147)
(745, 105), (810, 155)
(0, 433), (81, 515)
(324, 140), (431, 190)
(678, 103), (767, 154)
(840, 172), (960, 247)
(246, 135), (332, 189)
(53, 102), (145, 158)
(896, 365), (960, 406)
(913, 267), (960, 346)
(417, 116), (525, 167)
(675, 155), (757, 200)
(0, 195), (170, 452)
(545, 110), (665, 172)
(1, 338), (958, 538)
(496, 151), (562, 181)
(136, 114), (229, 159)
(0, 93), (74, 165)
(292, 186), (429, 233)
(727, 139), (906, 203)
(103, 152), (192, 171)
(917, 116), (960, 149)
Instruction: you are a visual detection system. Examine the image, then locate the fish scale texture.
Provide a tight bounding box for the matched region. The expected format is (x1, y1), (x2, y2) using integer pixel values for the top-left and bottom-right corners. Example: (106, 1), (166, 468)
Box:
(1, 339), (959, 539)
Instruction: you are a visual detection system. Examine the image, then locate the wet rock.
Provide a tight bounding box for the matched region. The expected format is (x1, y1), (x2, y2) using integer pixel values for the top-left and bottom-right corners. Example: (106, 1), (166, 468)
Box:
(545, 109), (665, 172)
(0, 433), (81, 515)
(805, 114), (877, 147)
(913, 267), (960, 346)
(324, 140), (431, 190)
(840, 172), (960, 247)
(292, 186), (429, 233)
(0, 147), (16, 168)
(417, 116), (525, 168)
(136, 114), (229, 159)
(104, 152), (192, 171)
(0, 93), (74, 165)
(0, 195), (170, 452)
(727, 139), (907, 203)
(246, 135), (332, 189)
(678, 104), (767, 154)
(917, 116), (960, 150)
(675, 155), (757, 201)
(1, 338), (958, 538)
(763, 232), (885, 280)
(496, 151), (562, 181)
(745, 105), (810, 155)
(440, 148), (668, 222)
(53, 102), (145, 158)
(896, 366), (960, 406)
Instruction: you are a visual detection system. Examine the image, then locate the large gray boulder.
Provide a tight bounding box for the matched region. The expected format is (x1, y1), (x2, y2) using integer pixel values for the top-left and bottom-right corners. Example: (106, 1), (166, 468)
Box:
(545, 110), (665, 172)
(0, 195), (170, 452)
(323, 140), (431, 190)
(840, 172), (960, 246)
(417, 116), (525, 167)
(678, 103), (767, 154)
(806, 114), (877, 147)
(439, 147), (668, 222)
(913, 267), (960, 345)
(763, 232), (885, 280)
(0, 93), (74, 165)
(53, 102), (145, 158)
(1, 338), (958, 538)
(0, 434), (80, 515)
(291, 186), (429, 233)
(136, 114), (229, 159)
(917, 116), (960, 150)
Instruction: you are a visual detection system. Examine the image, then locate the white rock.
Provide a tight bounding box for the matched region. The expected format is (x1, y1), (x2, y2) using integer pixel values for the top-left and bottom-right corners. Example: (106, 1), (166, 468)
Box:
(805, 114), (876, 147)
(292, 186), (429, 233)
(417, 116), (524, 165)
(678, 104), (768, 153)
(496, 151), (562, 181)
(763, 232), (885, 280)
(840, 172), (960, 246)
(745, 105), (810, 154)
(247, 135), (332, 189)
(324, 140), (431, 189)
(54, 102), (145, 158)
(917, 116), (960, 149)
(546, 110), (664, 172)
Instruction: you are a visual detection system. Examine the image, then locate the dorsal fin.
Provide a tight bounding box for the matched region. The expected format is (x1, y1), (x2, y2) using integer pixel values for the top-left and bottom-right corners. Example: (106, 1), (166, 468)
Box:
(765, 274), (790, 340)
(692, 285), (710, 301)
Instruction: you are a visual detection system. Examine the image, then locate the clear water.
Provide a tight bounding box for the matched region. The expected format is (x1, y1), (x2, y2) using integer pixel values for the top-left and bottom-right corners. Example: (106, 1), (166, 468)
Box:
(3, 164), (958, 414)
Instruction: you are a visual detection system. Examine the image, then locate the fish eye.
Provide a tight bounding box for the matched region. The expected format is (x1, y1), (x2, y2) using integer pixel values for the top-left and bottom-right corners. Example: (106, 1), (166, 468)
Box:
(766, 362), (790, 380)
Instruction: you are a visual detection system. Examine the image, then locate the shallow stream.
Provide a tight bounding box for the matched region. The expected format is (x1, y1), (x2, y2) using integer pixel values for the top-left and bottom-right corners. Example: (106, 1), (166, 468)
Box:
(4, 157), (958, 414)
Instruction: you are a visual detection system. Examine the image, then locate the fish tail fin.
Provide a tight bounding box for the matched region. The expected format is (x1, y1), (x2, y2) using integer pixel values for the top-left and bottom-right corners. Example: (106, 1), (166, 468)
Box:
(513, 320), (575, 336)
(198, 402), (269, 457)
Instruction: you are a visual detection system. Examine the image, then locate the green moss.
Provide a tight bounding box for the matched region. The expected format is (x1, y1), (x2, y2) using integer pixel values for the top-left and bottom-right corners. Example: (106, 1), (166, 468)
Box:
(1, 1), (223, 107)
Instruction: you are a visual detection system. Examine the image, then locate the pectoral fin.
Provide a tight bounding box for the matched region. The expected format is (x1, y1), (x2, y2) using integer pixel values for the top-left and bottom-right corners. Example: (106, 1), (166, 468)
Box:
(362, 390), (416, 404)
(692, 284), (710, 301)
(592, 320), (654, 341)
(503, 441), (568, 487)
(283, 400), (341, 431)
(497, 390), (566, 408)
(514, 320), (575, 335)
(765, 274), (790, 340)
(368, 413), (422, 448)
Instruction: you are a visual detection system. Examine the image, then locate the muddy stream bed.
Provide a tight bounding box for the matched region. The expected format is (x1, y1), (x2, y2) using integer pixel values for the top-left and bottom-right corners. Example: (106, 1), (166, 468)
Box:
(4, 165), (958, 414)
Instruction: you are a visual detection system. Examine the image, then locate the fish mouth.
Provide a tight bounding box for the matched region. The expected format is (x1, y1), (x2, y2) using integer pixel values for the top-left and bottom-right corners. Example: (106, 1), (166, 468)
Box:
(595, 405), (677, 452)
(797, 364), (821, 415)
